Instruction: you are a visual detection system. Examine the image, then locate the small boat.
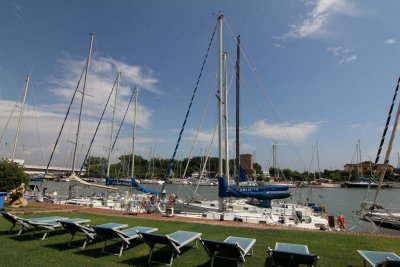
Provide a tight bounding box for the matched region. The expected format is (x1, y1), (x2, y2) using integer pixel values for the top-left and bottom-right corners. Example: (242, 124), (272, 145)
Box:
(303, 180), (341, 188)
(139, 178), (165, 185)
(343, 177), (388, 188)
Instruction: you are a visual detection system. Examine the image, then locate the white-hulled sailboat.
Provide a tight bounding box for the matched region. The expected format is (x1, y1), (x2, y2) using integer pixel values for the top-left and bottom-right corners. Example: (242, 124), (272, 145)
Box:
(174, 15), (329, 230)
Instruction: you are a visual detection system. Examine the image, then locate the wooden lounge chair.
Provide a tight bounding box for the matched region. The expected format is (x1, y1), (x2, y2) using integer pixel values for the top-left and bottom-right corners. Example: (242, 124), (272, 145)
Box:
(201, 236), (256, 267)
(139, 230), (202, 266)
(0, 211), (68, 240)
(267, 242), (318, 267)
(92, 223), (157, 256)
(57, 218), (94, 249)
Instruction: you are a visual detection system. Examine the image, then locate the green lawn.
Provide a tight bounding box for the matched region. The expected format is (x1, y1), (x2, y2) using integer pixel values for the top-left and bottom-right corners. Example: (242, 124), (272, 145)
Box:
(0, 210), (399, 266)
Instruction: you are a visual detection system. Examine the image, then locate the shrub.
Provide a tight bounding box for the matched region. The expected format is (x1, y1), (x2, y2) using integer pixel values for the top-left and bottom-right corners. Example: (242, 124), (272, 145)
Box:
(0, 160), (28, 192)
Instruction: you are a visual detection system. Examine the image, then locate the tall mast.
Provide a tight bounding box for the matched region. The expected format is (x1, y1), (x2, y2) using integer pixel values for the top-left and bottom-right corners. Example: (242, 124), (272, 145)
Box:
(235, 36), (240, 186)
(373, 97), (400, 205)
(223, 52), (229, 184)
(316, 141), (321, 179)
(131, 85), (139, 178)
(106, 72), (120, 177)
(12, 73), (30, 160)
(358, 139), (363, 177)
(71, 33), (95, 175)
(218, 14), (224, 212)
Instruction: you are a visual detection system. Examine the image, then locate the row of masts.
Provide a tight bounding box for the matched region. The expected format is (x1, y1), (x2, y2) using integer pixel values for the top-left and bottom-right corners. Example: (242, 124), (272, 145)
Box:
(218, 15), (242, 210)
(67, 34), (140, 182)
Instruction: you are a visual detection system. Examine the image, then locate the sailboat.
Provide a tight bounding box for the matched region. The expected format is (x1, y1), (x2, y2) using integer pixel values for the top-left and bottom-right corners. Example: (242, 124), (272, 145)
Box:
(39, 34), (118, 205)
(304, 142), (340, 188)
(104, 85), (161, 195)
(174, 15), (329, 230)
(359, 76), (400, 231)
(343, 140), (386, 188)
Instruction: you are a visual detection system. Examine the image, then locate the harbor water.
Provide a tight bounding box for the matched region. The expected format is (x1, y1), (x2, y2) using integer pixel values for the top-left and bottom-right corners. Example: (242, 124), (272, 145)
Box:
(30, 180), (400, 234)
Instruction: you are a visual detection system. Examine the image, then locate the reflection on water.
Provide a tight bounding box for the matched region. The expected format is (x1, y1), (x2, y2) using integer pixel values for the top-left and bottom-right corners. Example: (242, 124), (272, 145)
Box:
(30, 181), (400, 234)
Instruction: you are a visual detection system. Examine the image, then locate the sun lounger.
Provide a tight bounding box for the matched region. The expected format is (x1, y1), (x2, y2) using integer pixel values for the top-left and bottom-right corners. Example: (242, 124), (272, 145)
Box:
(57, 218), (94, 249)
(267, 242), (319, 267)
(92, 223), (157, 256)
(0, 211), (31, 232)
(0, 211), (68, 240)
(201, 236), (256, 267)
(357, 250), (400, 267)
(139, 230), (202, 266)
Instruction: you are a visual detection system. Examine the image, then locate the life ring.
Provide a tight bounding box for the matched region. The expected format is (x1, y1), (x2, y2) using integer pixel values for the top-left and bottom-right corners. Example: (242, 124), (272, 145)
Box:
(337, 214), (346, 229)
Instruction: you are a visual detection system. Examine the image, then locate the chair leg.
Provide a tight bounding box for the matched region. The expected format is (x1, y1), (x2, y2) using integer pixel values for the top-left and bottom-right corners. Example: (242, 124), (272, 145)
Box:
(68, 233), (75, 246)
(169, 250), (175, 266)
(248, 248), (253, 256)
(102, 239), (108, 253)
(42, 232), (48, 240)
(148, 246), (155, 265)
(211, 256), (214, 267)
(119, 243), (124, 257)
(82, 237), (89, 249)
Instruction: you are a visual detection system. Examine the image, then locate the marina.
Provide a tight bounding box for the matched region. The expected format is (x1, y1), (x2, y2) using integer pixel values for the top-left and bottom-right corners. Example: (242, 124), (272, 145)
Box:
(1, 3), (400, 267)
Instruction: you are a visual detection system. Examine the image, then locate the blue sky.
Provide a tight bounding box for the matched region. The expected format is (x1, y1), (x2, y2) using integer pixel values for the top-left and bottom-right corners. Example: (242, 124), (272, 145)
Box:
(1, 0), (400, 173)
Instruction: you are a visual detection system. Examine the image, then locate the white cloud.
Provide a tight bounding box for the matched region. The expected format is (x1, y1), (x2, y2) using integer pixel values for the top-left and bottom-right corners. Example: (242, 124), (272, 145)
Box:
(338, 54), (357, 65)
(12, 1), (24, 19)
(0, 55), (161, 167)
(48, 56), (157, 129)
(384, 38), (397, 45)
(326, 46), (342, 56)
(326, 46), (357, 65)
(243, 120), (320, 142)
(278, 0), (358, 42)
(349, 122), (373, 130)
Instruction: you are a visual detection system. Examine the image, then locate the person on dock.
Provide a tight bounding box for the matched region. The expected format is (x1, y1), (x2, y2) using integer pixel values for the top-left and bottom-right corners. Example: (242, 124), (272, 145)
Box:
(337, 214), (346, 230)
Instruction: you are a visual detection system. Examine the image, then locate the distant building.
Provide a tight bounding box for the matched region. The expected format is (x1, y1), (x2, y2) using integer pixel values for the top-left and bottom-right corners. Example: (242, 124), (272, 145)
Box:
(344, 161), (394, 176)
(239, 154), (256, 176)
(262, 171), (270, 178)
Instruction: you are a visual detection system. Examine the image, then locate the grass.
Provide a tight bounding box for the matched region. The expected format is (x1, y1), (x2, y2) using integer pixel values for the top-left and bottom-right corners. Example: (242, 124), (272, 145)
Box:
(0, 209), (399, 267)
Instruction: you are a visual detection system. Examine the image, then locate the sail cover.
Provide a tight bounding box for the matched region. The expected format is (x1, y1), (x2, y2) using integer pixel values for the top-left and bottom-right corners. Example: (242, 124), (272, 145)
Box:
(235, 166), (249, 182)
(218, 177), (290, 200)
(70, 174), (118, 191)
(131, 178), (160, 195)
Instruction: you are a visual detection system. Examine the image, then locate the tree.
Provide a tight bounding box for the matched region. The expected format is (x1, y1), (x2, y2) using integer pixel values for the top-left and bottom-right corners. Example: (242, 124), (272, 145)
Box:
(83, 156), (107, 178)
(0, 160), (28, 191)
(253, 163), (262, 175)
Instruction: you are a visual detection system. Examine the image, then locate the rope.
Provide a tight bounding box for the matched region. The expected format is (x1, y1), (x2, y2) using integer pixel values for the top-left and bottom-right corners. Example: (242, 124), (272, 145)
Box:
(373, 75), (400, 173)
(0, 100), (19, 151)
(111, 86), (136, 150)
(225, 18), (308, 172)
(31, 83), (46, 165)
(163, 20), (218, 186)
(178, 72), (217, 193)
(45, 60), (88, 175)
(78, 75), (119, 174)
